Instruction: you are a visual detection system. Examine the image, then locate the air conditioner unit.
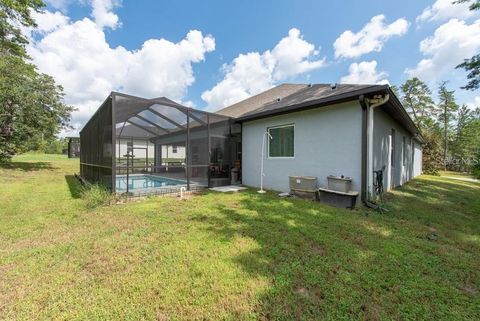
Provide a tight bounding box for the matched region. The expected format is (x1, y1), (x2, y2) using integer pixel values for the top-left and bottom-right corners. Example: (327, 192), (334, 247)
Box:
(289, 176), (317, 193)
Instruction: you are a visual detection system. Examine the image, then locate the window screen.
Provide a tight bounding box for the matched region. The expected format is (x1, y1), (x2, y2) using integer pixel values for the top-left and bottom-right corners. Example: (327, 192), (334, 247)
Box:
(268, 125), (294, 157)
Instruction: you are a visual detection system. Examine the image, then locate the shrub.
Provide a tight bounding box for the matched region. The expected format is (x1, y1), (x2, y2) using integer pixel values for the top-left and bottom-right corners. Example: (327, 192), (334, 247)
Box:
(81, 184), (114, 208)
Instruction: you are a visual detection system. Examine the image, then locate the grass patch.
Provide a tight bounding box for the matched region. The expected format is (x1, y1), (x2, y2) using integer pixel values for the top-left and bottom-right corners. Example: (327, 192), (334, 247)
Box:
(439, 170), (475, 179)
(0, 154), (479, 320)
(81, 184), (115, 209)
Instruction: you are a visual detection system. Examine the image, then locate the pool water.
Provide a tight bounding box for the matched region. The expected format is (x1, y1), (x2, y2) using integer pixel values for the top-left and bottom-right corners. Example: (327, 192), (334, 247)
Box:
(116, 175), (185, 192)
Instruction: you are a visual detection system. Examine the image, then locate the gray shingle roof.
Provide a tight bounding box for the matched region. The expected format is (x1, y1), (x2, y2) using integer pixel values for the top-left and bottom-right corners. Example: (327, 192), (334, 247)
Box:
(214, 84), (308, 118)
(215, 83), (386, 119)
(214, 82), (423, 142)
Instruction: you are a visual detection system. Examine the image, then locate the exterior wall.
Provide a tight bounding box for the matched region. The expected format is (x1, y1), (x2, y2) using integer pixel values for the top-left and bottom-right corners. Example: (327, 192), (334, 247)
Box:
(413, 141), (422, 177)
(116, 139), (155, 159)
(115, 140), (186, 166)
(161, 145), (186, 160)
(372, 108), (422, 190)
(242, 102), (363, 193)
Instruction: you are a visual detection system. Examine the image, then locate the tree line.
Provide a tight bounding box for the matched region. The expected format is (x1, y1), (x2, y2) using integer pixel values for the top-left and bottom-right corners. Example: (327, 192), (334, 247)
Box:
(398, 78), (480, 177)
(398, 1), (480, 178)
(0, 0), (73, 162)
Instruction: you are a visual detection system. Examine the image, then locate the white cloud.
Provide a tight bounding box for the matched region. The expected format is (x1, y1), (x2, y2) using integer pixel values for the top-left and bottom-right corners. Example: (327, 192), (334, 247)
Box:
(271, 28), (325, 79)
(44, 1), (121, 28)
(201, 53), (275, 109)
(416, 0), (475, 23)
(340, 60), (389, 85)
(333, 15), (409, 59)
(405, 19), (480, 82)
(27, 6), (215, 136)
(91, 0), (121, 29)
(201, 28), (325, 109)
(467, 96), (480, 110)
(45, 0), (72, 12)
(31, 10), (70, 34)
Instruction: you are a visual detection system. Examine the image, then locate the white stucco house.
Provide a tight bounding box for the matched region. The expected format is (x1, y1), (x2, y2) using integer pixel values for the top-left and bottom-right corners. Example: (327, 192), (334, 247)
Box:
(81, 83), (423, 204)
(215, 83), (423, 204)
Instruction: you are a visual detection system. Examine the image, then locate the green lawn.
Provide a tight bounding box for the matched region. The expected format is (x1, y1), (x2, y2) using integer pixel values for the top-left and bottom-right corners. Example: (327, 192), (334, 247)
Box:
(0, 154), (479, 320)
(439, 170), (476, 179)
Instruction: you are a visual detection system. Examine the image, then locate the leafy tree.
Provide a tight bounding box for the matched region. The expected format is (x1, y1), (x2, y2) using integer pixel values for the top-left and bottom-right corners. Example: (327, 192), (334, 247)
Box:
(461, 110), (480, 173)
(474, 106), (480, 118)
(422, 130), (444, 175)
(437, 82), (459, 170)
(455, 0), (480, 91)
(450, 104), (474, 171)
(389, 85), (400, 97)
(456, 55), (480, 91)
(0, 56), (73, 161)
(471, 110), (480, 178)
(0, 0), (45, 57)
(400, 77), (479, 175)
(473, 151), (480, 178)
(400, 78), (443, 174)
(0, 0), (73, 162)
(400, 78), (437, 129)
(44, 138), (68, 154)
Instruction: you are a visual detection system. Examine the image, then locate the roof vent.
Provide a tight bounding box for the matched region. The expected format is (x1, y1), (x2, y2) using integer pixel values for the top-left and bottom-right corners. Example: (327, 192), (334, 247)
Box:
(307, 83), (312, 88)
(330, 83), (337, 90)
(276, 97), (282, 102)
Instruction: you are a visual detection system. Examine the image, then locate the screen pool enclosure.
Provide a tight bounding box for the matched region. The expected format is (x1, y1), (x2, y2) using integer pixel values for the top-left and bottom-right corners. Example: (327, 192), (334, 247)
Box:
(80, 92), (241, 196)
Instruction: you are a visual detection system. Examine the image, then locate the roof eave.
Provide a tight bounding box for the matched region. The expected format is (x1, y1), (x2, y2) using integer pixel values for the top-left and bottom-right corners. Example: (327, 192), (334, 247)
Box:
(235, 85), (388, 122)
(385, 87), (425, 144)
(234, 85), (425, 144)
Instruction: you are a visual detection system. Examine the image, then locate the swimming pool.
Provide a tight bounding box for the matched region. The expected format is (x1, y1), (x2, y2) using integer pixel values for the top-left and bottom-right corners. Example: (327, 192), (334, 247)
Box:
(116, 175), (186, 192)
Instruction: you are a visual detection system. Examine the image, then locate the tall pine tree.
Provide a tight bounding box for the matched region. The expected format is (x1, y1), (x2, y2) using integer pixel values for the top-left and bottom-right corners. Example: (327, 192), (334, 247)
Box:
(400, 78), (444, 174)
(437, 82), (459, 170)
(451, 104), (473, 170)
(401, 78), (437, 129)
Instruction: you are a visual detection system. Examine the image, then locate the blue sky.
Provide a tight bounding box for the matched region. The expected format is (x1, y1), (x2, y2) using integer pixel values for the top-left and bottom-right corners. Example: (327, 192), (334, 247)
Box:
(27, 0), (480, 134)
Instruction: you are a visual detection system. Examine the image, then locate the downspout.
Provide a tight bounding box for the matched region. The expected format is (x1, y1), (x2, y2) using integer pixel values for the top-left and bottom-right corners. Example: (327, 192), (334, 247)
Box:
(359, 95), (368, 204)
(359, 93), (390, 207)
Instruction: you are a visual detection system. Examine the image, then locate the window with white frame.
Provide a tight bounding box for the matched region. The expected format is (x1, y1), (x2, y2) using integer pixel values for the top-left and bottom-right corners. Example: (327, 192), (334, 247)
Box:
(268, 124), (294, 158)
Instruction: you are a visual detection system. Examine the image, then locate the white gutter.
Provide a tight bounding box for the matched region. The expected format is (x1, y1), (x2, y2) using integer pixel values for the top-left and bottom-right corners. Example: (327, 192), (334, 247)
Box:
(366, 94), (389, 200)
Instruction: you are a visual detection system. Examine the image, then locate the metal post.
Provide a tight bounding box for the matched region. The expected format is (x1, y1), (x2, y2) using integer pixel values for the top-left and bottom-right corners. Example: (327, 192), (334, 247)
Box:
(186, 109), (190, 190)
(146, 139), (149, 172)
(126, 150), (130, 194)
(207, 114), (211, 187)
(123, 149), (134, 195)
(111, 94), (116, 192)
